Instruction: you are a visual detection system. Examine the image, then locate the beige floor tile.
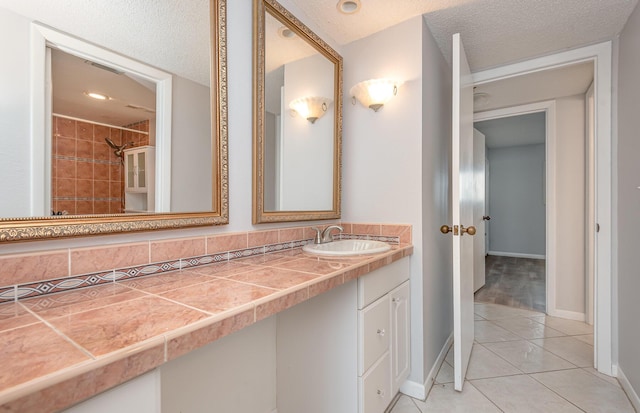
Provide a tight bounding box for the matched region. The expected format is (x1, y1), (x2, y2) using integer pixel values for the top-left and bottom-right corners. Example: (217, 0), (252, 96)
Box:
(574, 334), (594, 346)
(528, 315), (594, 335)
(414, 382), (501, 413)
(474, 313), (485, 320)
(491, 316), (566, 340)
(471, 374), (583, 412)
(581, 367), (621, 387)
(483, 340), (576, 373)
(474, 302), (543, 320)
(474, 320), (522, 343)
(466, 344), (521, 379)
(530, 336), (594, 368)
(389, 394), (421, 413)
(531, 369), (635, 412)
(435, 360), (454, 384)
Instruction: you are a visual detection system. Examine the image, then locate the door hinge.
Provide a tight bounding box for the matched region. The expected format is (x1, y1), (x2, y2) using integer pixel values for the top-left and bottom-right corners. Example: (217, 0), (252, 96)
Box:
(596, 223), (600, 233)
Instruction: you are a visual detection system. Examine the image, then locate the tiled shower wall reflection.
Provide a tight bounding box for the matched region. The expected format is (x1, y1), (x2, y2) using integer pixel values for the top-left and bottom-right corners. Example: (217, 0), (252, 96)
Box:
(51, 116), (150, 215)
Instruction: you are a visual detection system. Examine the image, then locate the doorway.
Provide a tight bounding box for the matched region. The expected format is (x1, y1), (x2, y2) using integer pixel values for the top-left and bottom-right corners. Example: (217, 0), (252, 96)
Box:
(469, 46), (614, 375)
(474, 111), (547, 313)
(472, 59), (595, 324)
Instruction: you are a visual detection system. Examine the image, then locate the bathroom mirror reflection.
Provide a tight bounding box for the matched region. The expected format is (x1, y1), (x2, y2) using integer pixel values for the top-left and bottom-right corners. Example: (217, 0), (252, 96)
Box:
(50, 48), (165, 215)
(0, 0), (228, 241)
(253, 0), (342, 223)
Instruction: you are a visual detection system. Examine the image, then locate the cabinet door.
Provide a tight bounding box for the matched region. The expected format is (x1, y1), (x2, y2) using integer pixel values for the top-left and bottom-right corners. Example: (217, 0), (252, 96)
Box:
(359, 295), (390, 375)
(390, 281), (410, 394)
(136, 151), (147, 189)
(359, 351), (391, 413)
(126, 153), (136, 190)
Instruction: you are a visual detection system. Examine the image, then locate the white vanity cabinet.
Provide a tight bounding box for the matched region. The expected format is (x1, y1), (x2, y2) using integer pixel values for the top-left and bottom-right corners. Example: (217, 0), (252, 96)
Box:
(123, 146), (155, 212)
(358, 258), (410, 413)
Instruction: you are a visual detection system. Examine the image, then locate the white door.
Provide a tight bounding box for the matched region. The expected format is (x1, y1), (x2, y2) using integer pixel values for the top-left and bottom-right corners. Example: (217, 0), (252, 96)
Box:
(451, 33), (475, 392)
(473, 129), (486, 292)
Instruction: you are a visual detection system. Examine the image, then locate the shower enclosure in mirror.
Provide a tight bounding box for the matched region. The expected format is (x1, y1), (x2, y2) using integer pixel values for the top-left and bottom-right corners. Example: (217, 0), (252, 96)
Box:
(253, 0), (342, 223)
(0, 0), (228, 241)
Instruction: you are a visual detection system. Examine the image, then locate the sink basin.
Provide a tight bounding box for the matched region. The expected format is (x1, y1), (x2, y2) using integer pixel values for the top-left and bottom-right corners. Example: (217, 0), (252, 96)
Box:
(302, 239), (391, 256)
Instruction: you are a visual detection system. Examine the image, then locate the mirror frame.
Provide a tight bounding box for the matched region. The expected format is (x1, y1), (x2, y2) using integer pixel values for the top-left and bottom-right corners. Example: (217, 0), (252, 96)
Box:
(0, 0), (229, 242)
(252, 0), (342, 224)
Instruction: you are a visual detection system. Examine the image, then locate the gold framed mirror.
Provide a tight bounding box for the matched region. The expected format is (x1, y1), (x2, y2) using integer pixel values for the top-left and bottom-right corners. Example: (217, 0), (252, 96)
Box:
(0, 0), (228, 242)
(253, 0), (342, 223)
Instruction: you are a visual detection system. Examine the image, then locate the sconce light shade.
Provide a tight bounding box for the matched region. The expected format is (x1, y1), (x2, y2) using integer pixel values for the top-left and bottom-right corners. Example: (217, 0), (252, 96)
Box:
(350, 78), (400, 112)
(289, 96), (332, 123)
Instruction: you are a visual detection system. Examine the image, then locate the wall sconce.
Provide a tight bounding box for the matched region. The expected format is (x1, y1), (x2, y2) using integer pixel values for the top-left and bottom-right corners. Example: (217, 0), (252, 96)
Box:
(350, 78), (400, 112)
(289, 96), (332, 124)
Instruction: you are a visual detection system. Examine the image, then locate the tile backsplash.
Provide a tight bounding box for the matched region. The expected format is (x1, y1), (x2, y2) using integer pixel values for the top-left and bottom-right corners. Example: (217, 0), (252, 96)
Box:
(0, 222), (411, 303)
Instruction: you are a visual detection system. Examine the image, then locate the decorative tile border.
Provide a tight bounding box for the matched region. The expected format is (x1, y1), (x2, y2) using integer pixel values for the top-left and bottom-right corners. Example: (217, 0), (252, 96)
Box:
(15, 271), (113, 301)
(113, 261), (181, 282)
(0, 287), (16, 303)
(180, 253), (228, 269)
(0, 226), (409, 303)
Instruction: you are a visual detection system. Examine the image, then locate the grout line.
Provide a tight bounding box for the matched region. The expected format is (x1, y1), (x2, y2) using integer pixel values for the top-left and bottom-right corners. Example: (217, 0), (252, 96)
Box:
(17, 301), (96, 360)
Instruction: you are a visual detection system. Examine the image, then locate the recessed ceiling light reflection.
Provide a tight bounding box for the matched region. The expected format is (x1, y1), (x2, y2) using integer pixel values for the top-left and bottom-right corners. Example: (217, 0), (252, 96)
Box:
(84, 91), (110, 100)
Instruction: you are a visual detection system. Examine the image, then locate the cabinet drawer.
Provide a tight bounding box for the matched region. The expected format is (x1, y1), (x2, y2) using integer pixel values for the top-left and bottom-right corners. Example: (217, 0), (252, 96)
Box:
(359, 351), (392, 413)
(359, 295), (390, 375)
(358, 258), (409, 309)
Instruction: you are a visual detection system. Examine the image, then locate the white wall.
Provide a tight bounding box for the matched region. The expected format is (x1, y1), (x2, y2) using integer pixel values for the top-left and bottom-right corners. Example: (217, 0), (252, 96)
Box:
(487, 143), (546, 257)
(419, 17), (454, 392)
(342, 16), (453, 393)
(281, 54), (335, 210)
(64, 371), (160, 413)
(171, 76), (212, 212)
(617, 1), (640, 398)
(555, 95), (586, 315)
(161, 317), (277, 412)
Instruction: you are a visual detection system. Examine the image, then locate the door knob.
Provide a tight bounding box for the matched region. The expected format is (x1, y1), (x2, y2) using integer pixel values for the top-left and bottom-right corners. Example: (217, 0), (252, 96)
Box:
(482, 215), (491, 221)
(440, 225), (459, 235)
(461, 225), (476, 236)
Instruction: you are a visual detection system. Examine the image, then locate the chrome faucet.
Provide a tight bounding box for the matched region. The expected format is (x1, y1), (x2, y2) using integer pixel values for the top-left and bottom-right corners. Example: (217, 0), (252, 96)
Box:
(311, 225), (343, 244)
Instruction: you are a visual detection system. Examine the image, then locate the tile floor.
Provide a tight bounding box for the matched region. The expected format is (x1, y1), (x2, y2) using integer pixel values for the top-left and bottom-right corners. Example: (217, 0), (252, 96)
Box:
(389, 303), (636, 413)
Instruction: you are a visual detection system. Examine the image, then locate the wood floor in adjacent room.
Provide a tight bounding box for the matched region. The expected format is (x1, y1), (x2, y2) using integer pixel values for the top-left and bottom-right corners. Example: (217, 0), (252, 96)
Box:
(474, 255), (546, 313)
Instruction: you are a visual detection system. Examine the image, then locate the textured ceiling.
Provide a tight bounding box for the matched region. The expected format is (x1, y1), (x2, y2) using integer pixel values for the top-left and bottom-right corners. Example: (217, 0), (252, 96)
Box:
(3, 0), (636, 83)
(288, 0), (638, 70)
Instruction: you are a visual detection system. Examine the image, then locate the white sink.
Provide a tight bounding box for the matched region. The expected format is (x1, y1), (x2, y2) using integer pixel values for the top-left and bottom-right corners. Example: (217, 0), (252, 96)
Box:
(302, 239), (391, 256)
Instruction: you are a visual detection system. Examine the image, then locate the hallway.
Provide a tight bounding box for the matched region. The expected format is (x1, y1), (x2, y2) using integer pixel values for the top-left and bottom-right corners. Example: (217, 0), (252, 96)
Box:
(389, 303), (635, 412)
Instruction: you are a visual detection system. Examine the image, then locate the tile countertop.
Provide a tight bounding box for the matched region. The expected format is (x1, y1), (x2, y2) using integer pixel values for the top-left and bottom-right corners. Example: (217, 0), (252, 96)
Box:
(0, 244), (413, 412)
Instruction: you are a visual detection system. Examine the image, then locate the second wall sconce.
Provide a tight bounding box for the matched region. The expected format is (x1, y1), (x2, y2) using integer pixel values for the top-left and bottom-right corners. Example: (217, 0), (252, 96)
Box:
(350, 78), (400, 112)
(289, 96), (332, 124)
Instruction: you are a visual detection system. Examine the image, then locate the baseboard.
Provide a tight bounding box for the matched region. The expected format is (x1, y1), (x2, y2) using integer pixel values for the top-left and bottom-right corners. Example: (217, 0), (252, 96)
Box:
(401, 333), (453, 401)
(488, 251), (546, 259)
(617, 366), (640, 412)
(547, 308), (586, 322)
(399, 379), (426, 401)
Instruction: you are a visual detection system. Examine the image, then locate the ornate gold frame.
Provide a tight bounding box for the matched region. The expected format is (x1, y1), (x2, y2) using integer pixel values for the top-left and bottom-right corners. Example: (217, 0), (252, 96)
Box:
(252, 0), (343, 224)
(0, 0), (229, 242)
